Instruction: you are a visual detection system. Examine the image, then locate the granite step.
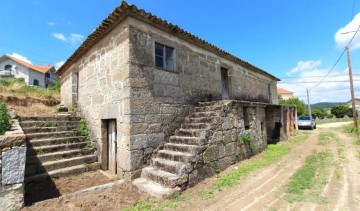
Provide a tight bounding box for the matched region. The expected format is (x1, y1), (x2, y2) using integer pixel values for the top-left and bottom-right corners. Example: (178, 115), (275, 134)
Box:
(141, 166), (186, 188)
(26, 142), (91, 156)
(164, 143), (204, 154)
(25, 155), (97, 176)
(169, 136), (206, 145)
(157, 150), (197, 163)
(182, 123), (210, 130)
(25, 163), (100, 182)
(27, 136), (88, 147)
(26, 148), (95, 163)
(20, 116), (81, 122)
(133, 178), (181, 200)
(152, 158), (191, 175)
(22, 126), (79, 134)
(190, 111), (219, 118)
(20, 121), (81, 128)
(185, 117), (213, 124)
(175, 128), (208, 138)
(26, 131), (79, 140)
(194, 104), (223, 112)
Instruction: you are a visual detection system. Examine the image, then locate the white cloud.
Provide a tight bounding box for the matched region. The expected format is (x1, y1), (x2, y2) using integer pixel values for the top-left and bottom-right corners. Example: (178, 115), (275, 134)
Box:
(48, 22), (56, 26)
(280, 60), (360, 103)
(9, 53), (32, 64)
(69, 33), (84, 46)
(334, 13), (360, 50)
(288, 60), (321, 74)
(54, 61), (65, 69)
(52, 33), (67, 42)
(52, 33), (84, 47)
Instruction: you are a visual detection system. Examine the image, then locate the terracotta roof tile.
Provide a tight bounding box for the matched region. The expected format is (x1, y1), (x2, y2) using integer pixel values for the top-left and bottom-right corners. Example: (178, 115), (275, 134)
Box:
(277, 88), (293, 94)
(5, 55), (53, 73)
(57, 1), (279, 81)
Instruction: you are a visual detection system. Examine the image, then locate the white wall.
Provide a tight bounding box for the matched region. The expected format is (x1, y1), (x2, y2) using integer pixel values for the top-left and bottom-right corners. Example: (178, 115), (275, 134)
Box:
(0, 58), (30, 84)
(28, 70), (45, 87)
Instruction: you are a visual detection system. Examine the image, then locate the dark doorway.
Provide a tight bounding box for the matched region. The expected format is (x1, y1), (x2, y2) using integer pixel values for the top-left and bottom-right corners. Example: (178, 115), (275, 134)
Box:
(221, 67), (229, 100)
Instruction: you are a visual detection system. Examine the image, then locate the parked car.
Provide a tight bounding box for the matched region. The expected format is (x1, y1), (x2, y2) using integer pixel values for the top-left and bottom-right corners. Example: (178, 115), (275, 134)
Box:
(297, 116), (316, 130)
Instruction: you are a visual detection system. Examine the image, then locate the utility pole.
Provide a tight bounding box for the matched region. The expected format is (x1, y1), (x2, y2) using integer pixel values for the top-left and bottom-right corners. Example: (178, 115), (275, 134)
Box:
(346, 46), (358, 129)
(307, 89), (312, 118)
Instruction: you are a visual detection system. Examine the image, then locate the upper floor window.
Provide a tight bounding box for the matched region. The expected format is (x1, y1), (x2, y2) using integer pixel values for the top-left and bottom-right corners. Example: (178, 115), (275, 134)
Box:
(155, 42), (174, 71)
(45, 73), (50, 78)
(33, 79), (39, 86)
(4, 64), (12, 71)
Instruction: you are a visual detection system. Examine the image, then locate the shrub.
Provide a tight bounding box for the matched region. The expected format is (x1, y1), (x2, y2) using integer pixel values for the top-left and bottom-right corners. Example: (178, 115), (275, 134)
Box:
(331, 105), (353, 118)
(0, 102), (11, 135)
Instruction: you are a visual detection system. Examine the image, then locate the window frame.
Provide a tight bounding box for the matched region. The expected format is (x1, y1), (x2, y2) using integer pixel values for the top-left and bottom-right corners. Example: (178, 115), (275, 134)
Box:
(154, 42), (175, 72)
(33, 79), (39, 86)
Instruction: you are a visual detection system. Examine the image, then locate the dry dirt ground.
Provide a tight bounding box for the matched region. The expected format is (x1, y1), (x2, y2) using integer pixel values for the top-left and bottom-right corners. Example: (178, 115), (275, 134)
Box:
(22, 122), (360, 210)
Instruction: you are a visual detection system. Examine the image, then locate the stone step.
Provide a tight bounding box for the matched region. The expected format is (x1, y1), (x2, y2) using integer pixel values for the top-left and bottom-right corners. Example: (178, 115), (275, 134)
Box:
(194, 104), (223, 112)
(169, 136), (206, 145)
(26, 148), (95, 164)
(157, 150), (197, 163)
(22, 126), (79, 134)
(185, 117), (213, 124)
(25, 154), (97, 176)
(175, 129), (208, 138)
(182, 123), (210, 130)
(26, 131), (80, 140)
(152, 158), (191, 175)
(25, 163), (100, 182)
(20, 116), (81, 122)
(27, 136), (88, 147)
(26, 142), (91, 156)
(20, 121), (80, 128)
(164, 143), (204, 154)
(142, 166), (186, 188)
(198, 101), (221, 106)
(190, 111), (219, 118)
(133, 177), (181, 200)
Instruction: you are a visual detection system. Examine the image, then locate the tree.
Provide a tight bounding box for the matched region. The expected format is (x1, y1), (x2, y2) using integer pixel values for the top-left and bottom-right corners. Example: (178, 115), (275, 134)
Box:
(331, 105), (353, 118)
(279, 97), (306, 116)
(311, 108), (333, 119)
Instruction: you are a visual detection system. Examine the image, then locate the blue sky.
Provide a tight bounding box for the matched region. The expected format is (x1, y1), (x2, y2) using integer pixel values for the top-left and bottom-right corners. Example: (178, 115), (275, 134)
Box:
(0, 0), (360, 103)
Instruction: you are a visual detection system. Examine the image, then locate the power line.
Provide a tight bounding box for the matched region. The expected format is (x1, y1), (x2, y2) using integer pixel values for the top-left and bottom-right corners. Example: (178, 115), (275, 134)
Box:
(279, 80), (360, 84)
(279, 73), (360, 79)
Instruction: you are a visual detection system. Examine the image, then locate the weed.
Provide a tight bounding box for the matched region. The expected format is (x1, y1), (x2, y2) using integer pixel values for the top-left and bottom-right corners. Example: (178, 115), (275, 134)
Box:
(0, 102), (11, 135)
(79, 119), (89, 136)
(37, 150), (45, 155)
(84, 143), (92, 149)
(318, 132), (337, 145)
(55, 157), (64, 161)
(289, 132), (310, 143)
(124, 194), (189, 211)
(284, 150), (333, 203)
(237, 133), (252, 144)
(69, 105), (77, 112)
(335, 166), (342, 181)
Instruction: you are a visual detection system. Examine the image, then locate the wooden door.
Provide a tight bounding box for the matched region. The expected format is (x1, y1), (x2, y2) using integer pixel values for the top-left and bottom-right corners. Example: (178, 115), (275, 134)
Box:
(108, 120), (117, 174)
(221, 68), (229, 100)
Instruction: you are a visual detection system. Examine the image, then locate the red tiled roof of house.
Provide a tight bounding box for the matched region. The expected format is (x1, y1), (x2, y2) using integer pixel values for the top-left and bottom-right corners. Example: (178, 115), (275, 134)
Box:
(57, 1), (279, 81)
(277, 88), (293, 94)
(5, 54), (53, 73)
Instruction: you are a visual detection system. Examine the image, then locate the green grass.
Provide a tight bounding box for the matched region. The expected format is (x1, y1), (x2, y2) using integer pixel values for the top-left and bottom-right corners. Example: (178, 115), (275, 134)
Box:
(318, 132), (337, 145)
(288, 132), (310, 143)
(123, 193), (189, 211)
(285, 150), (333, 203)
(199, 144), (291, 199)
(0, 78), (60, 105)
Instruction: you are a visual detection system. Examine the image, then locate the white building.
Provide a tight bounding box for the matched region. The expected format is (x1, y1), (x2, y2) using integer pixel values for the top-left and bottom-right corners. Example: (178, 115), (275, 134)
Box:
(277, 88), (294, 100)
(346, 98), (360, 116)
(0, 54), (58, 88)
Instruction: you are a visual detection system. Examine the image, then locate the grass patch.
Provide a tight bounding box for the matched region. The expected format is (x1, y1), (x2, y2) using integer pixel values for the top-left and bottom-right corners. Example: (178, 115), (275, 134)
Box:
(123, 193), (189, 211)
(285, 150), (333, 203)
(288, 132), (310, 143)
(199, 144), (291, 199)
(0, 78), (60, 105)
(318, 132), (337, 145)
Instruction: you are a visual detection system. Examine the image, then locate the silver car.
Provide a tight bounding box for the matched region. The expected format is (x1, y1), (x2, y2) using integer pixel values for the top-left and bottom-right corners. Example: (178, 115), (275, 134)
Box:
(297, 116), (316, 130)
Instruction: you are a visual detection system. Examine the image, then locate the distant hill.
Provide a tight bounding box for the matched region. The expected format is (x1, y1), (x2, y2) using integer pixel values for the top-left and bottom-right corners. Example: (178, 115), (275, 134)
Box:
(310, 102), (345, 108)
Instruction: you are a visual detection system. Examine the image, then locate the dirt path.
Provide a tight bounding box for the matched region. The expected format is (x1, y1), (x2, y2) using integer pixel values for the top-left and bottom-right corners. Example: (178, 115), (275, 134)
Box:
(180, 123), (360, 210)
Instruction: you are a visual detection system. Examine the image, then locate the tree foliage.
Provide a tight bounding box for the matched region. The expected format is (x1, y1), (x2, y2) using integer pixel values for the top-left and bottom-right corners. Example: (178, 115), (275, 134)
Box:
(0, 102), (11, 135)
(279, 97), (306, 116)
(331, 105), (353, 118)
(311, 108), (333, 119)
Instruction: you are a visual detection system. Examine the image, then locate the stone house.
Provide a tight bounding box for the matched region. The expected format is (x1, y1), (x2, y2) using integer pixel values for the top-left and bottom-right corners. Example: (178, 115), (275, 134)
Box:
(0, 54), (58, 88)
(277, 87), (294, 100)
(57, 2), (292, 195)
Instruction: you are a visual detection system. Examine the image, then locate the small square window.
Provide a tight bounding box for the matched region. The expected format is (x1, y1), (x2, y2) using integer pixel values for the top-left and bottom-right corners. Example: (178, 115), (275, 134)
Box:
(155, 42), (174, 71)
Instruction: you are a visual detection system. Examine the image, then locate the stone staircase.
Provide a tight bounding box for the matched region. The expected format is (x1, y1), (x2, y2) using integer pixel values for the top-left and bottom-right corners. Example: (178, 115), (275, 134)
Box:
(134, 102), (224, 199)
(20, 115), (100, 182)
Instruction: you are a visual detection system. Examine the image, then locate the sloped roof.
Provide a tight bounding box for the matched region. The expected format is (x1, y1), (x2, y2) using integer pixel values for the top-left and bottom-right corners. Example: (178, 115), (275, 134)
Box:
(57, 1), (279, 81)
(277, 88), (293, 94)
(1, 54), (53, 73)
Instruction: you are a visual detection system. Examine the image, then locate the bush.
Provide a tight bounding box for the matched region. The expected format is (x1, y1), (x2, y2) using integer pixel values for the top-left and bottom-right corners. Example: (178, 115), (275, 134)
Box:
(331, 105), (353, 118)
(0, 102), (11, 135)
(279, 97), (306, 116)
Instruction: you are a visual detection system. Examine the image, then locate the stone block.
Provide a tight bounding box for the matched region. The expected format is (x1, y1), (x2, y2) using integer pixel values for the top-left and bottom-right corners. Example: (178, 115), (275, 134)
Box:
(2, 147), (26, 185)
(117, 149), (143, 171)
(218, 144), (226, 158)
(225, 142), (237, 157)
(203, 145), (219, 162)
(222, 117), (232, 130)
(219, 156), (235, 171)
(0, 183), (24, 211)
(223, 130), (234, 144)
(188, 165), (215, 187)
(209, 131), (223, 144)
(130, 123), (149, 135)
(130, 133), (164, 150)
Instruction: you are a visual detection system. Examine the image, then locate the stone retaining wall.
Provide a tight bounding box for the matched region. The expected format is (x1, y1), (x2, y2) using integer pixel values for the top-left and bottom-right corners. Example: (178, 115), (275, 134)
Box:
(0, 119), (26, 211)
